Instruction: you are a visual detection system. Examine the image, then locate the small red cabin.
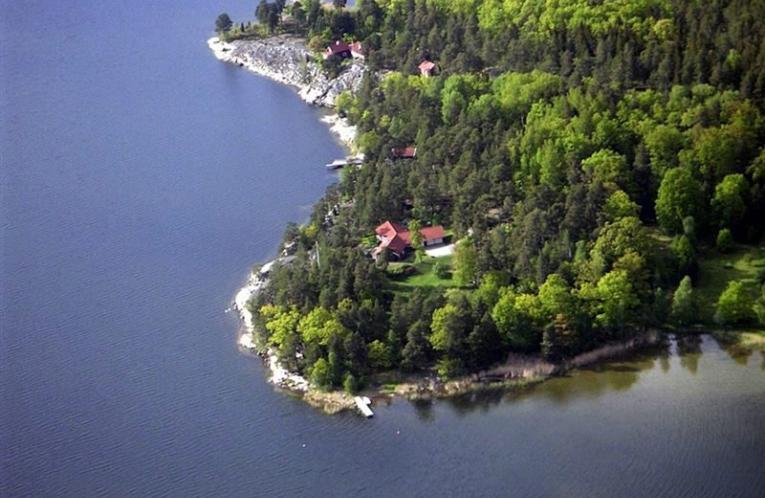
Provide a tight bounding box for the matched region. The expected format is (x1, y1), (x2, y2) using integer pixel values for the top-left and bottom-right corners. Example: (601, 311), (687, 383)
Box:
(419, 60), (437, 77)
(391, 146), (417, 159)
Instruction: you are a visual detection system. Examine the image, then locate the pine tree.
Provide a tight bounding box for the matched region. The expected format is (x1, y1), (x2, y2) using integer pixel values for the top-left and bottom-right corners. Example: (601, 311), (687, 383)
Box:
(670, 276), (695, 326)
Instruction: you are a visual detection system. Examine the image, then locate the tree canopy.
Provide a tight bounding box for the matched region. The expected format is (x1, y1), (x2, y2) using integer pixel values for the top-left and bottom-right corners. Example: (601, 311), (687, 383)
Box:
(234, 0), (765, 385)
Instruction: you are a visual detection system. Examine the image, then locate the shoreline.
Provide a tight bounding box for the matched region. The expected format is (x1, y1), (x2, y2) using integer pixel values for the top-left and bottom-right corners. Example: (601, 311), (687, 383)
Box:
(211, 36), (685, 416)
(232, 252), (666, 415)
(211, 33), (363, 413)
(207, 36), (359, 151)
(233, 263), (355, 413)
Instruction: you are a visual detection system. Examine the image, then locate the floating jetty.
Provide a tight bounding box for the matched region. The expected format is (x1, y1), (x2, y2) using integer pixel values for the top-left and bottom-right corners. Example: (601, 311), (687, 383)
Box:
(325, 154), (365, 170)
(353, 396), (374, 418)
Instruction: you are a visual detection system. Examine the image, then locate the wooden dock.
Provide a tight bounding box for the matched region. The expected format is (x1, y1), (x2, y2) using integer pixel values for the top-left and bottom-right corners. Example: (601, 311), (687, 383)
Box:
(325, 154), (365, 170)
(353, 396), (374, 418)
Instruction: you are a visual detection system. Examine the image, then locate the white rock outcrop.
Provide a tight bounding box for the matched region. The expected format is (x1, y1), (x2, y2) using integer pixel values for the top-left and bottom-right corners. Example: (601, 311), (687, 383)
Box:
(233, 262), (310, 393)
(208, 35), (365, 108)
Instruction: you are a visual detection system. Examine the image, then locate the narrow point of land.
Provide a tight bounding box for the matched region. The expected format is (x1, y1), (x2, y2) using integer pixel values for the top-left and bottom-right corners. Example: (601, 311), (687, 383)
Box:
(212, 1), (765, 415)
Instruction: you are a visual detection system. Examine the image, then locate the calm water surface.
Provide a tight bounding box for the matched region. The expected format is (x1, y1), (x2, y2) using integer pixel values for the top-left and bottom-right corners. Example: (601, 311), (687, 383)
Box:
(2, 2), (764, 497)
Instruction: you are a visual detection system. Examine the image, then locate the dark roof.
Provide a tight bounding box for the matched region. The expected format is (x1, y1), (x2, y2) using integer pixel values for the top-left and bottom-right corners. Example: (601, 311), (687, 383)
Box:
(391, 146), (417, 159)
(326, 40), (351, 55)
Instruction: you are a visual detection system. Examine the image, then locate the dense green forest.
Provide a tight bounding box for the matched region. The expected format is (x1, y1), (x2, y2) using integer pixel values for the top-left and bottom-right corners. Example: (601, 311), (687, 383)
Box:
(220, 0), (765, 391)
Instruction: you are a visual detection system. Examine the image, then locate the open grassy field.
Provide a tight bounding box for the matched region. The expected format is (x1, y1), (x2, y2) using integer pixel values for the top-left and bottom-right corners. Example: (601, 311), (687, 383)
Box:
(387, 255), (456, 293)
(695, 244), (765, 324)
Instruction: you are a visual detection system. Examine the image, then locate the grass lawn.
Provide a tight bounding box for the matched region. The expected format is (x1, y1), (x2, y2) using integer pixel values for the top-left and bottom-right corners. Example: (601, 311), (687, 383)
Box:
(387, 255), (456, 293)
(695, 244), (765, 324)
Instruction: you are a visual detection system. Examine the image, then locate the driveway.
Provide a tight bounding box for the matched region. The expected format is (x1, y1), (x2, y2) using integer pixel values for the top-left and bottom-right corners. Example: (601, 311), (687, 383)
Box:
(425, 243), (455, 257)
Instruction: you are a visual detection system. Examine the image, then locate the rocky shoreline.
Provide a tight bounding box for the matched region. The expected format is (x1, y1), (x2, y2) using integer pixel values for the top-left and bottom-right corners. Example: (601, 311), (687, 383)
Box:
(207, 35), (360, 149)
(233, 262), (357, 414)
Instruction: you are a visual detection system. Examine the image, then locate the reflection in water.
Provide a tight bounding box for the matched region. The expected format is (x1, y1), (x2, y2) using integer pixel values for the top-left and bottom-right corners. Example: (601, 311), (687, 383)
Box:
(712, 330), (760, 366)
(429, 335), (764, 416)
(524, 341), (670, 404)
(659, 353), (671, 373)
(727, 344), (755, 365)
(412, 399), (435, 422)
(531, 360), (644, 403)
(445, 388), (506, 416)
(677, 334), (702, 374)
(387, 333), (765, 498)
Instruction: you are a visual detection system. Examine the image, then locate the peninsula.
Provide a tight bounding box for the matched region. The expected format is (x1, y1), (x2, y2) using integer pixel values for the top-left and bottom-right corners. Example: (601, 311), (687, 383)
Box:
(212, 0), (765, 414)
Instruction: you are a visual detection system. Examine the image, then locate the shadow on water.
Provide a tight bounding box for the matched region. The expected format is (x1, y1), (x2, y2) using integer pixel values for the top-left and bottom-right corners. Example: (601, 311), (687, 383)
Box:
(443, 389), (508, 416)
(412, 399), (435, 421)
(705, 329), (760, 366)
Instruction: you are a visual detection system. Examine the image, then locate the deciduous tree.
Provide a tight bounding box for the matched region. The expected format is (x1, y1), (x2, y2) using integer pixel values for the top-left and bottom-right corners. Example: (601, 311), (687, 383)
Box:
(453, 238), (478, 286)
(715, 280), (755, 326)
(656, 167), (702, 234)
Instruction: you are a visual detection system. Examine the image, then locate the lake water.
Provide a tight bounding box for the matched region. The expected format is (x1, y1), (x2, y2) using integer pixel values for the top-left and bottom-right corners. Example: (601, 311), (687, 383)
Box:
(2, 2), (764, 497)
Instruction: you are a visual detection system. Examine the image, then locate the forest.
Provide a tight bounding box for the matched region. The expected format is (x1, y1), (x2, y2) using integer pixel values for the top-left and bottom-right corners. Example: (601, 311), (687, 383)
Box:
(218, 0), (765, 391)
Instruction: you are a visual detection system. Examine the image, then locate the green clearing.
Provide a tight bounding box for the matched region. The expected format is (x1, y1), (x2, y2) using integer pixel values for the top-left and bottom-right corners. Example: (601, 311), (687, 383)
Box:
(695, 245), (765, 325)
(387, 255), (456, 293)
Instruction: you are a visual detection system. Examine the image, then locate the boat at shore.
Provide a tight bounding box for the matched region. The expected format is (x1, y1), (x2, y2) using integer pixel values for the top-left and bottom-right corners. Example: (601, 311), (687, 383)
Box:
(325, 153), (364, 170)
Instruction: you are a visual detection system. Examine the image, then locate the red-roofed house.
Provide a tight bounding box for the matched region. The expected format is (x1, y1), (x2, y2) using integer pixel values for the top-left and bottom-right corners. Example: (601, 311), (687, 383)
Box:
(391, 146), (417, 159)
(324, 40), (352, 59)
(420, 225), (445, 243)
(373, 221), (445, 259)
(349, 41), (365, 59)
(419, 60), (437, 77)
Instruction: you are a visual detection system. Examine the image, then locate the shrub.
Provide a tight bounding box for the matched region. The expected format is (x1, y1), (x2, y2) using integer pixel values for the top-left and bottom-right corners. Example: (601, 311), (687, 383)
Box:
(307, 35), (326, 52)
(435, 357), (463, 379)
(386, 264), (417, 278)
(367, 340), (391, 370)
(754, 285), (765, 326)
(433, 261), (450, 279)
(716, 228), (733, 253)
(335, 91), (354, 118)
(322, 55), (344, 78)
(310, 358), (332, 390)
(343, 372), (358, 394)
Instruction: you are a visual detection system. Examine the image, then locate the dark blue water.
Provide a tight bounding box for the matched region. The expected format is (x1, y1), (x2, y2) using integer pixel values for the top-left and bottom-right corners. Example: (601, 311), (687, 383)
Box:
(2, 2), (764, 497)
